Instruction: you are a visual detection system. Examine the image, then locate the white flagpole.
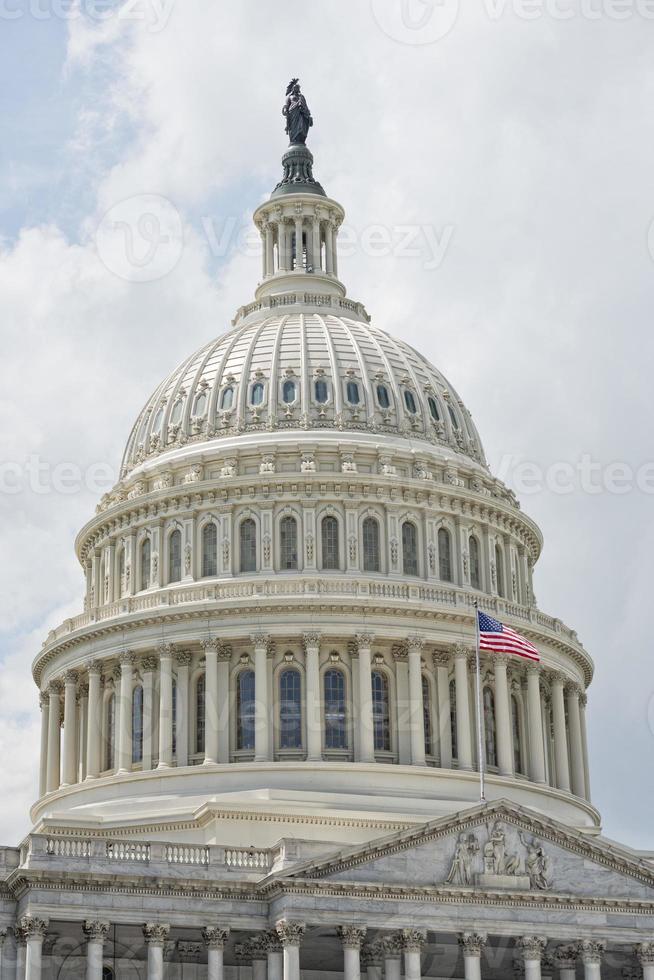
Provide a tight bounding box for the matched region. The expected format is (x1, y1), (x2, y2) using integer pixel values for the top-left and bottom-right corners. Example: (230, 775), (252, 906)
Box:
(473, 601), (486, 804)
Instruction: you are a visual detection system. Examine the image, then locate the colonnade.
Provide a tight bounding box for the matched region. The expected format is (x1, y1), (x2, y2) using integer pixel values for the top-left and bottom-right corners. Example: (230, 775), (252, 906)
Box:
(258, 211), (340, 279)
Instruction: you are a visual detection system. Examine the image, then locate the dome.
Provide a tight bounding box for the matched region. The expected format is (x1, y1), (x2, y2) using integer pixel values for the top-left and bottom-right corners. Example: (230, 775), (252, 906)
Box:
(121, 314), (486, 479)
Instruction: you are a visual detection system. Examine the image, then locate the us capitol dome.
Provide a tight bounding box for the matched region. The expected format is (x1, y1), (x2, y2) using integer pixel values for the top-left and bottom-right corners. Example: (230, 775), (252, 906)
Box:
(4, 83), (653, 980)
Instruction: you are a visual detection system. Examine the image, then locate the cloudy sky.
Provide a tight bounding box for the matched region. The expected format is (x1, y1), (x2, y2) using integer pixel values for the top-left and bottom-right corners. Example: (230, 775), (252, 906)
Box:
(1, 0), (653, 848)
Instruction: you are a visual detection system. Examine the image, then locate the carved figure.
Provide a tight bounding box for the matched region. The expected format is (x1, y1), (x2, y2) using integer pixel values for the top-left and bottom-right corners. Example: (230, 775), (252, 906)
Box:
(446, 833), (479, 886)
(520, 833), (552, 890)
(283, 79), (313, 145)
(483, 821), (520, 876)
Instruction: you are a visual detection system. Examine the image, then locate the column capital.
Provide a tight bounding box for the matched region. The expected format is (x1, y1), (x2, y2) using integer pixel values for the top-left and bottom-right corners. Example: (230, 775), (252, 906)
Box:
(516, 937), (547, 961)
(337, 926), (367, 950)
(302, 631), (322, 650)
(201, 927), (229, 950)
(0, 928), (7, 947)
(143, 923), (170, 947)
(201, 637), (221, 653)
(458, 933), (487, 957)
(361, 941), (384, 967)
(39, 690), (50, 708)
(636, 942), (654, 965)
(492, 653), (510, 669)
(78, 682), (89, 699)
(14, 925), (28, 948)
(275, 920), (305, 947)
(550, 670), (567, 686)
(18, 916), (48, 940)
(579, 690), (588, 708)
(86, 659), (103, 675)
(64, 669), (79, 685)
(355, 632), (375, 651)
(554, 944), (578, 969)
(565, 681), (581, 698)
(432, 651), (450, 668)
(526, 663), (542, 678)
(119, 650), (136, 667)
(218, 644), (233, 662)
(261, 929), (283, 953)
(49, 679), (64, 695)
(83, 921), (110, 944)
(141, 656), (158, 672)
(175, 650), (192, 667)
(380, 935), (404, 959)
(577, 940), (605, 965)
(251, 631), (271, 651)
(452, 642), (472, 660)
(157, 644), (175, 660)
(406, 635), (425, 654)
(401, 929), (426, 952)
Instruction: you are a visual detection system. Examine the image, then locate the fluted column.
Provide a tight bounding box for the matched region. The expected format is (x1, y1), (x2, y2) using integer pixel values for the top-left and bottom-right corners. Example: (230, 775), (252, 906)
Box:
(78, 682), (89, 780)
(516, 937), (546, 980)
(202, 928), (229, 980)
(402, 930), (425, 980)
(217, 647), (231, 763)
(381, 936), (402, 980)
(636, 943), (654, 980)
(356, 633), (375, 763)
(278, 222), (288, 272)
(21, 918), (47, 980)
(141, 656), (156, 770)
(527, 666), (547, 784)
(265, 224), (274, 276)
(566, 684), (586, 798)
(325, 224), (334, 275)
(331, 224), (339, 277)
(175, 651), (191, 767)
(264, 932), (283, 980)
(453, 645), (473, 770)
(251, 945), (268, 980)
(338, 927), (366, 980)
(433, 653), (452, 768)
(578, 940), (604, 980)
(579, 692), (591, 800)
(407, 637), (426, 766)
(275, 920), (304, 980)
(304, 632), (322, 762)
(0, 929), (7, 980)
(551, 673), (571, 791)
(83, 921), (109, 980)
(143, 924), (169, 980)
(458, 934), (486, 980)
(85, 661), (102, 779)
(117, 652), (135, 773)
(38, 693), (49, 797)
(252, 632), (271, 762)
(46, 681), (62, 793)
(311, 217), (322, 272)
(157, 646), (174, 768)
(203, 640), (220, 765)
(361, 942), (383, 980)
(493, 655), (513, 777)
(554, 945), (578, 980)
(294, 216), (304, 270)
(62, 670), (78, 786)
(15, 926), (27, 980)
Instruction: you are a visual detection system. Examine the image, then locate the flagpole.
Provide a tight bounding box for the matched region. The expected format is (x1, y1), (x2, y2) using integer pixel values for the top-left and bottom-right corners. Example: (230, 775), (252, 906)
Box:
(473, 600), (486, 804)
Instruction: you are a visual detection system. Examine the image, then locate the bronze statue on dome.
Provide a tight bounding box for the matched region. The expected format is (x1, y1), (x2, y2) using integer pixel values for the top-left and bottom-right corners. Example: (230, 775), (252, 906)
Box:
(283, 78), (313, 145)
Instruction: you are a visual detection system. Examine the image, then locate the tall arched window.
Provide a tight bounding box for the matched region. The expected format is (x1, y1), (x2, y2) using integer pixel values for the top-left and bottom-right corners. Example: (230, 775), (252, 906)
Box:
(324, 669), (347, 750)
(449, 678), (458, 761)
(202, 523), (218, 578)
(403, 389), (417, 414)
(448, 405), (459, 430)
(314, 379), (328, 404)
(428, 396), (440, 422)
(438, 527), (452, 582)
(251, 382), (265, 406)
(171, 398), (184, 424)
(402, 521), (419, 576)
(196, 674), (206, 755)
(140, 538), (151, 590)
(495, 543), (504, 597)
(236, 670), (255, 751)
(240, 519), (257, 573)
(105, 693), (116, 771)
(220, 387), (234, 411)
(371, 670), (391, 752)
(169, 529), (182, 584)
(362, 517), (381, 572)
(321, 516), (339, 570)
(346, 380), (360, 405)
(132, 685), (143, 764)
(280, 516), (298, 570)
(483, 687), (497, 768)
(469, 535), (481, 590)
(376, 384), (390, 409)
(422, 675), (433, 756)
(282, 379), (296, 404)
(511, 694), (523, 774)
(279, 668), (302, 750)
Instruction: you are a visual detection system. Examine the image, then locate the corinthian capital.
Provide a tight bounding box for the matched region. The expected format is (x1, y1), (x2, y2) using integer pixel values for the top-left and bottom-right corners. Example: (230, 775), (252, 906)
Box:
(302, 631), (322, 650)
(251, 631), (271, 651)
(83, 921), (110, 944)
(337, 926), (367, 950)
(18, 916), (48, 939)
(143, 923), (170, 947)
(201, 637), (221, 654)
(406, 635), (425, 654)
(64, 669), (79, 685)
(202, 927), (229, 950)
(458, 933), (487, 957)
(402, 929), (426, 952)
(452, 642), (471, 660)
(554, 945), (578, 969)
(355, 632), (375, 651)
(275, 920), (305, 947)
(636, 942), (654, 965)
(577, 940), (605, 965)
(119, 650), (135, 667)
(516, 937), (547, 961)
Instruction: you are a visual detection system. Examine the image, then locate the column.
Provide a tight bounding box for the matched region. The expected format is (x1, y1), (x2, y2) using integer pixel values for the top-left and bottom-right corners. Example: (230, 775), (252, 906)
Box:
(636, 943), (654, 980)
(117, 652), (135, 774)
(381, 936), (402, 980)
(355, 633), (375, 763)
(203, 640), (219, 765)
(311, 217), (322, 272)
(275, 920), (304, 980)
(62, 670), (78, 786)
(361, 942), (383, 980)
(202, 928), (229, 980)
(331, 224), (339, 277)
(175, 652), (191, 767)
(516, 937), (546, 980)
(304, 632), (322, 762)
(566, 684), (586, 798)
(453, 645), (473, 771)
(526, 666), (547, 784)
(15, 927), (26, 980)
(0, 930), (7, 980)
(294, 216), (304, 270)
(265, 224), (274, 277)
(458, 934), (486, 980)
(278, 221), (288, 272)
(493, 655), (514, 778)
(38, 693), (49, 798)
(86, 662), (102, 779)
(142, 924), (169, 980)
(554, 945), (578, 980)
(91, 551), (101, 607)
(579, 693), (591, 800)
(46, 681), (62, 793)
(263, 931), (283, 980)
(157, 646), (173, 768)
(578, 940), (604, 980)
(325, 224), (334, 275)
(252, 632), (271, 762)
(551, 674), (571, 792)
(407, 637), (426, 766)
(434, 653), (452, 768)
(141, 657), (156, 770)
(337, 927), (366, 980)
(21, 918), (47, 980)
(217, 647), (231, 764)
(251, 946), (268, 980)
(83, 921), (109, 980)
(78, 682), (89, 781)
(402, 930), (426, 980)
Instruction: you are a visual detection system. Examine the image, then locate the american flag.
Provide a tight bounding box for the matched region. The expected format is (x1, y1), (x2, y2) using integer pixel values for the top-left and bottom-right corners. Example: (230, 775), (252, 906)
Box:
(477, 611), (540, 662)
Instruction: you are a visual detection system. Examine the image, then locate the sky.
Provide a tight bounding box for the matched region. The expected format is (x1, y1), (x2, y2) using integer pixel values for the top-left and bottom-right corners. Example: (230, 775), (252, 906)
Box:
(1, 0), (653, 849)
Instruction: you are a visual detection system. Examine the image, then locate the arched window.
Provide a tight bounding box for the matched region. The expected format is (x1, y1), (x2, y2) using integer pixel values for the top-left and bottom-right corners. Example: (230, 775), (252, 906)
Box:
(240, 519), (257, 573)
(346, 380), (360, 405)
(170, 398), (184, 424)
(403, 389), (417, 414)
(362, 517), (381, 572)
(220, 387), (234, 411)
(376, 384), (390, 409)
(132, 685), (143, 764)
(422, 675), (433, 756)
(448, 405), (459, 430)
(321, 516), (339, 570)
(169, 529), (182, 584)
(371, 671), (391, 752)
(511, 695), (523, 774)
(495, 543), (504, 597)
(483, 687), (497, 768)
(314, 379), (328, 404)
(202, 523), (217, 578)
(171, 679), (177, 757)
(469, 536), (481, 589)
(152, 407), (164, 435)
(196, 674), (206, 755)
(438, 527), (453, 582)
(194, 391), (207, 416)
(449, 679), (458, 761)
(402, 521), (419, 576)
(236, 670), (255, 751)
(279, 668), (302, 750)
(428, 396), (440, 422)
(118, 546), (126, 597)
(282, 379), (296, 404)
(105, 693), (116, 771)
(251, 382), (265, 406)
(324, 669), (347, 750)
(280, 516), (298, 570)
(140, 538), (151, 590)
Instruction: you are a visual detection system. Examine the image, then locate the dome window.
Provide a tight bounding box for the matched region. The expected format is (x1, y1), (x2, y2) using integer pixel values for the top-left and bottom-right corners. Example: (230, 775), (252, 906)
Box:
(220, 387), (234, 411)
(194, 392), (207, 417)
(251, 382), (265, 406)
(403, 390), (418, 414)
(448, 405), (459, 430)
(170, 399), (184, 425)
(428, 396), (440, 422)
(314, 379), (329, 404)
(376, 384), (390, 409)
(152, 408), (164, 435)
(282, 379), (297, 404)
(346, 381), (360, 405)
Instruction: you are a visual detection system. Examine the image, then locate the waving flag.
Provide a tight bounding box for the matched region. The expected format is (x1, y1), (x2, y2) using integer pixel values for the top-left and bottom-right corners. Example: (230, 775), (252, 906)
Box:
(477, 611), (540, 662)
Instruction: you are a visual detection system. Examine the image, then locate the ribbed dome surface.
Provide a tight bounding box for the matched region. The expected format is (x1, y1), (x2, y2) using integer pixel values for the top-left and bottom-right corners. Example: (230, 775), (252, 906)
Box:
(121, 313), (486, 477)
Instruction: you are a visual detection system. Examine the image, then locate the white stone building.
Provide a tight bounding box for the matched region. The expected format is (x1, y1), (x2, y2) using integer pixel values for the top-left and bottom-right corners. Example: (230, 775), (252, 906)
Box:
(1, 118), (653, 980)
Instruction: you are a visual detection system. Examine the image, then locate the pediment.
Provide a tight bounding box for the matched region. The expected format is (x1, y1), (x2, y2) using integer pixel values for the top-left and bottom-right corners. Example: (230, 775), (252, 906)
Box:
(278, 800), (654, 902)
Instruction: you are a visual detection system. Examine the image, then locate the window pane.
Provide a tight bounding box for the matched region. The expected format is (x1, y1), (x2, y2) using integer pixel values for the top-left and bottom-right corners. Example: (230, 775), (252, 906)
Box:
(237, 670), (255, 751)
(202, 524), (218, 577)
(321, 516), (339, 570)
(279, 668), (302, 749)
(240, 519), (257, 573)
(404, 390), (417, 414)
(220, 387), (234, 410)
(141, 539), (151, 589)
(324, 669), (347, 749)
(438, 528), (452, 582)
(251, 383), (264, 406)
(194, 392), (207, 416)
(346, 381), (360, 405)
(171, 399), (183, 424)
(196, 675), (206, 755)
(280, 516), (298, 570)
(483, 687), (497, 767)
(315, 379), (328, 404)
(376, 384), (390, 409)
(422, 675), (433, 756)
(362, 517), (380, 572)
(372, 671), (391, 751)
(469, 536), (480, 589)
(282, 379), (296, 404)
(402, 521), (418, 576)
(448, 405), (459, 430)
(132, 686), (143, 764)
(428, 396), (440, 421)
(169, 529), (182, 583)
(153, 408), (164, 434)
